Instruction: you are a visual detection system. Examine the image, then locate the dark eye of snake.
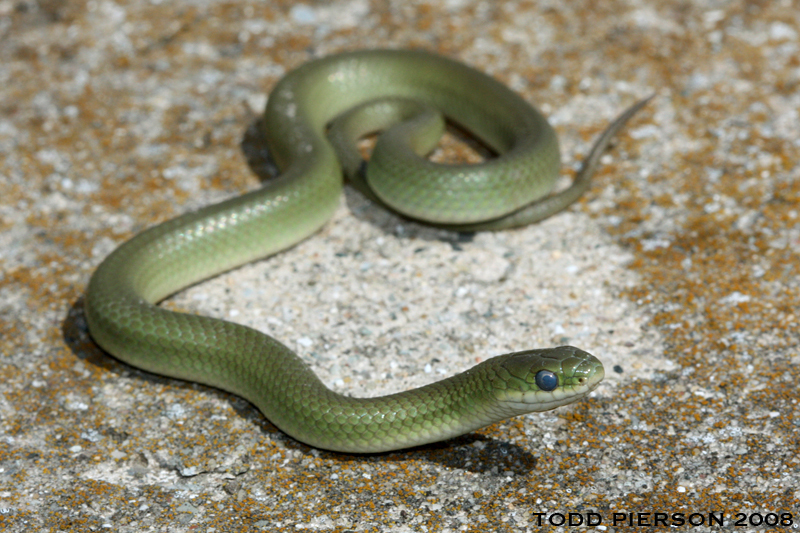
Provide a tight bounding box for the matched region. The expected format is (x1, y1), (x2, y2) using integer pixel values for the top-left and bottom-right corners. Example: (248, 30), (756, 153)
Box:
(535, 370), (558, 391)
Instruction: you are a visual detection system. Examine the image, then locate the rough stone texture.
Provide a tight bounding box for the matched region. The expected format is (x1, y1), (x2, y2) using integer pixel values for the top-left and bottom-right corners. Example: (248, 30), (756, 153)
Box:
(1, 0), (798, 531)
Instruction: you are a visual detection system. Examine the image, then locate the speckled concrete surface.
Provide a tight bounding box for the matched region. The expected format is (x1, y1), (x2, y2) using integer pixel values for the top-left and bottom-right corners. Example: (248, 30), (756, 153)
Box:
(1, 0), (798, 531)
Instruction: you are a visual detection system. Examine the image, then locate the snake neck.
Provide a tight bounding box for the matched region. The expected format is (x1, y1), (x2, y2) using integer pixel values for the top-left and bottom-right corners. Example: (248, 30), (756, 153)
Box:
(247, 356), (509, 453)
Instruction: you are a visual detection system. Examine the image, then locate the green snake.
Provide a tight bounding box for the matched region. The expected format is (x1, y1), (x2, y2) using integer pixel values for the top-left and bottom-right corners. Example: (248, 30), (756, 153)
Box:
(85, 49), (650, 453)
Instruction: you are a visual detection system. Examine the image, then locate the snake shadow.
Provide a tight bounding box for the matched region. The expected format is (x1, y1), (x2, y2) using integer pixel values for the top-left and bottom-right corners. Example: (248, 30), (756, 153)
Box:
(63, 298), (538, 476)
(326, 434), (540, 476)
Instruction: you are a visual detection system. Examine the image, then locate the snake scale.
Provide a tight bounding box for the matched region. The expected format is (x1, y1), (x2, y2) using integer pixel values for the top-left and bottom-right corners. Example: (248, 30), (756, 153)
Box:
(85, 49), (650, 453)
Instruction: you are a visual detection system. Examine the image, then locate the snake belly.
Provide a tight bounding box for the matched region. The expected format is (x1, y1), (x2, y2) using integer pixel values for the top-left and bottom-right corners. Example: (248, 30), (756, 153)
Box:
(84, 49), (632, 453)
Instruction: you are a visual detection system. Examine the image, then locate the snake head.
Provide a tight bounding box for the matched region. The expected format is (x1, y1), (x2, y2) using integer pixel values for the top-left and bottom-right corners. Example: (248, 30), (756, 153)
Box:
(489, 346), (604, 414)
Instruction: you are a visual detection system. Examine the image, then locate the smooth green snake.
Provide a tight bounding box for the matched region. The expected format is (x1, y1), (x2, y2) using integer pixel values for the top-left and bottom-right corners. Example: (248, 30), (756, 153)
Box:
(85, 49), (650, 453)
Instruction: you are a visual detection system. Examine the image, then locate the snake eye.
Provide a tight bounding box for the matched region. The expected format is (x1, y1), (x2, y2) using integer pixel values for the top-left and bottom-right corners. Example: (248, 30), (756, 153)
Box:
(535, 370), (558, 391)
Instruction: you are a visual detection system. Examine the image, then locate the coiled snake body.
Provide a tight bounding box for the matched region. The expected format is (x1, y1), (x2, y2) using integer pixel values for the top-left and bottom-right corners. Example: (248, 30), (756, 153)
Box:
(85, 50), (649, 453)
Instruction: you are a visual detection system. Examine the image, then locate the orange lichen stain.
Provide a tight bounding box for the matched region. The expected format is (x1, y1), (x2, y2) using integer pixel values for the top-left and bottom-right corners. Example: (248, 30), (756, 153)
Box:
(283, 34), (313, 53)
(0, 319), (25, 358)
(416, 3), (434, 31)
(210, 153), (251, 192)
(0, 508), (34, 531)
